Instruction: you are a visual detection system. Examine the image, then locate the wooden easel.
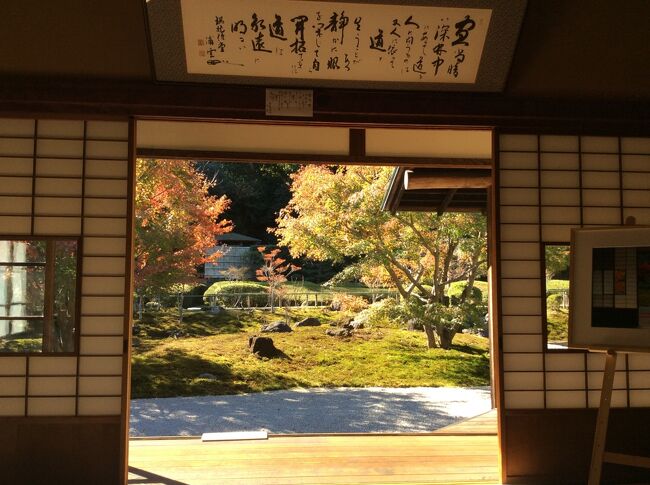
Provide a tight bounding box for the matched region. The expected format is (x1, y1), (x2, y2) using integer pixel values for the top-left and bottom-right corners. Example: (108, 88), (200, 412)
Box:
(588, 349), (650, 484)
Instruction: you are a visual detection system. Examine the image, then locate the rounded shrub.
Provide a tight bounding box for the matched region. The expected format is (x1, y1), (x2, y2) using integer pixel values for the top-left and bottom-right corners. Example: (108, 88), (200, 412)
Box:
(203, 281), (268, 307)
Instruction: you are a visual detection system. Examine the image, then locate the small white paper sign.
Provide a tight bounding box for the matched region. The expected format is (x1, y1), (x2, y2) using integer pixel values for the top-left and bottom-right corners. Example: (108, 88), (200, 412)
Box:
(266, 88), (313, 117)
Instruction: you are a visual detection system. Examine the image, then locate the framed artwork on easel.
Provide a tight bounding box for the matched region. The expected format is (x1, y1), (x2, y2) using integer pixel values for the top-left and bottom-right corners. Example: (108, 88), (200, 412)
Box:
(569, 225), (650, 352)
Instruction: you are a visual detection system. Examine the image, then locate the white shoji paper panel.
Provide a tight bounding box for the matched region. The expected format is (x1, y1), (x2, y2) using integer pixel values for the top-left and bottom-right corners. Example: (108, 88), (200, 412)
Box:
(0, 157), (32, 175)
(583, 189), (621, 207)
(85, 141), (128, 159)
(581, 154), (619, 171)
(540, 188), (580, 206)
(587, 353), (628, 371)
(0, 118), (35, 137)
(0, 216), (31, 234)
(33, 216), (81, 235)
(83, 237), (126, 256)
(78, 356), (123, 375)
(540, 153), (579, 170)
(541, 207), (581, 225)
(589, 390), (628, 408)
(84, 217), (126, 236)
(505, 391), (544, 409)
(500, 224), (539, 242)
(499, 188), (539, 206)
(0, 138), (34, 156)
(500, 152), (538, 169)
(80, 336), (123, 355)
(0, 357), (26, 375)
(84, 199), (126, 217)
(623, 190), (650, 206)
(37, 120), (84, 138)
(540, 135), (579, 152)
(500, 170), (538, 187)
(28, 377), (76, 396)
(622, 172), (650, 189)
(28, 397), (75, 416)
(34, 197), (82, 216)
(541, 225), (575, 242)
(503, 354), (544, 372)
(501, 261), (540, 279)
(630, 390), (650, 407)
(503, 335), (542, 353)
(29, 357), (77, 375)
(82, 277), (125, 295)
(500, 206), (539, 224)
(502, 316), (542, 334)
(0, 196), (31, 215)
(0, 377), (26, 396)
(0, 177), (33, 194)
(0, 398), (25, 416)
(540, 170), (580, 188)
(501, 279), (542, 297)
(545, 353), (585, 371)
(85, 179), (128, 197)
(86, 121), (129, 140)
(629, 372), (650, 388)
(583, 207), (621, 225)
(622, 154), (650, 171)
(35, 178), (82, 196)
(36, 158), (83, 177)
(81, 297), (125, 315)
(499, 134), (538, 152)
(78, 396), (121, 415)
(621, 137), (650, 154)
(628, 354), (650, 370)
(504, 372), (544, 390)
(581, 136), (619, 153)
(587, 371), (627, 390)
(83, 257), (126, 275)
(546, 372), (586, 390)
(583, 171), (621, 189)
(502, 297), (542, 316)
(85, 159), (128, 178)
(78, 376), (122, 395)
(500, 242), (540, 260)
(545, 391), (585, 408)
(80, 316), (124, 336)
(36, 139), (84, 158)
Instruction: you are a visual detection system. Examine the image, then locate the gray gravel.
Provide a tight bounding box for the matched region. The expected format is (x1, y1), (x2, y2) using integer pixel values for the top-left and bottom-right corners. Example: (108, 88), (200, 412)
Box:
(130, 386), (491, 437)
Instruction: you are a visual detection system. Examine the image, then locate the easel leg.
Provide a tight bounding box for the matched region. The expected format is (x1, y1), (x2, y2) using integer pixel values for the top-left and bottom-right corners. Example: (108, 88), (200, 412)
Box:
(588, 350), (618, 485)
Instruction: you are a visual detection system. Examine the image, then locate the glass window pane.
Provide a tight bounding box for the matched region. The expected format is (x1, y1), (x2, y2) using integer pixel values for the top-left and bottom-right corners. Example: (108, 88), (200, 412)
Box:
(53, 240), (78, 352)
(0, 265), (45, 317)
(545, 245), (570, 350)
(0, 318), (43, 353)
(0, 240), (47, 264)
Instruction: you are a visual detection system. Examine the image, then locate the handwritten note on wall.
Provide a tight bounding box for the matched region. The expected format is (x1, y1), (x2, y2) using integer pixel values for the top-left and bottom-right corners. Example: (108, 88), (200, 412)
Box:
(181, 0), (492, 84)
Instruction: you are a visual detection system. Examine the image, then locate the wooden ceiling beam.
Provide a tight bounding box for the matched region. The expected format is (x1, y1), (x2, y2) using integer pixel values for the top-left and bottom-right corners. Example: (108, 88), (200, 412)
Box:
(404, 169), (492, 190)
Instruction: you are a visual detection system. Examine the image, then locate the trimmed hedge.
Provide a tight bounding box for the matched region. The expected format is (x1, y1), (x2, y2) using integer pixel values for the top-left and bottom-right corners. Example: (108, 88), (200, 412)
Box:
(204, 281), (269, 306)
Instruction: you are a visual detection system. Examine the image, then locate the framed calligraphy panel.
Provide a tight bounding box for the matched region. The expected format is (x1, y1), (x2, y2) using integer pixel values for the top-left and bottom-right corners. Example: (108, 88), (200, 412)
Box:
(147, 0), (527, 91)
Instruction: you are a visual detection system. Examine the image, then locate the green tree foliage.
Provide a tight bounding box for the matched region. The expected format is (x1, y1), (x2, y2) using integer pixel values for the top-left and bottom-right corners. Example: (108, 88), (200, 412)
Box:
(275, 165), (487, 349)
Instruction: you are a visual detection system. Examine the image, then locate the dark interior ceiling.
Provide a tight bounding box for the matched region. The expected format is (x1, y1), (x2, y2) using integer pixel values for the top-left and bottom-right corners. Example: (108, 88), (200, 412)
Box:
(1, 0), (649, 102)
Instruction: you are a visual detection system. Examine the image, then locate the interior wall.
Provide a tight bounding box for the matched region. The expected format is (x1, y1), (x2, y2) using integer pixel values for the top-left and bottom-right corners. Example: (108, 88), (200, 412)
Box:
(497, 133), (650, 482)
(0, 117), (131, 484)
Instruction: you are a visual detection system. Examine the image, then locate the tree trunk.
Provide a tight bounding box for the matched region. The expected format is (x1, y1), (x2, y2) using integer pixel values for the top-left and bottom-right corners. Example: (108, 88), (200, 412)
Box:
(436, 324), (459, 350)
(423, 321), (438, 349)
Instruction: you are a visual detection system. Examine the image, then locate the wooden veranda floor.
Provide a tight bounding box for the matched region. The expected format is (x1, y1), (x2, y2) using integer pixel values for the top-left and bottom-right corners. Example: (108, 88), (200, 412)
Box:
(128, 410), (499, 485)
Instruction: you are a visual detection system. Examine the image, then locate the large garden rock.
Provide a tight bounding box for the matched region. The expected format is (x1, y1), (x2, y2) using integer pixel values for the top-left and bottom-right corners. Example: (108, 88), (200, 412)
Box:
(261, 321), (292, 333)
(249, 336), (281, 358)
(294, 317), (321, 327)
(326, 327), (353, 337)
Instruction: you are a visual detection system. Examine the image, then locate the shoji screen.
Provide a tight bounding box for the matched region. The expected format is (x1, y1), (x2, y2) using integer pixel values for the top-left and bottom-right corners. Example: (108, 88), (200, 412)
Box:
(0, 118), (130, 417)
(499, 134), (650, 411)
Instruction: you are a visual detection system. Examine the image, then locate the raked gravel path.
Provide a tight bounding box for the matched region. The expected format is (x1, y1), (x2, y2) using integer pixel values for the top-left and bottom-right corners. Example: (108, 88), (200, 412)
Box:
(130, 386), (491, 437)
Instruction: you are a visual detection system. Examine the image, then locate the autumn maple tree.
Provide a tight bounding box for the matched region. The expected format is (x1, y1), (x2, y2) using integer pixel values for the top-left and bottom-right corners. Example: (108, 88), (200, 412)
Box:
(255, 246), (300, 312)
(274, 165), (487, 349)
(135, 159), (232, 296)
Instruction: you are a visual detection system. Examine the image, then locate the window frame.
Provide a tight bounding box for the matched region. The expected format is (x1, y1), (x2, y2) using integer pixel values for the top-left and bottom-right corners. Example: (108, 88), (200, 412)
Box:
(541, 241), (584, 354)
(0, 236), (82, 356)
